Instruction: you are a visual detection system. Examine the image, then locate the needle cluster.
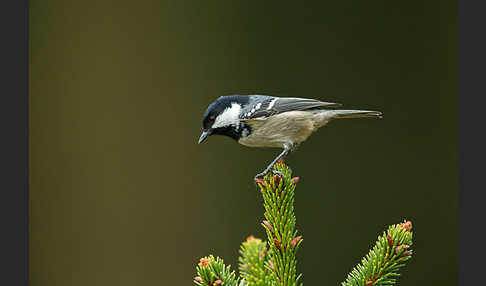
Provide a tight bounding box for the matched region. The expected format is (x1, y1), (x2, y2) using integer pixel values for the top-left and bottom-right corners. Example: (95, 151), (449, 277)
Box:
(193, 162), (413, 286)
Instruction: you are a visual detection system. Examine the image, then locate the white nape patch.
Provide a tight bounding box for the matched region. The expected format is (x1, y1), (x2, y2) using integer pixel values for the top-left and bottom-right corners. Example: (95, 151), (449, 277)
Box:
(212, 103), (241, 128)
(267, 98), (277, 110)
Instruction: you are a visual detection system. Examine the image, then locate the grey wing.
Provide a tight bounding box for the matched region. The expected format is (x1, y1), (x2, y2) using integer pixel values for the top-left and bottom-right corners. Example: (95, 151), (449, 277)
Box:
(240, 95), (342, 120)
(272, 97), (342, 113)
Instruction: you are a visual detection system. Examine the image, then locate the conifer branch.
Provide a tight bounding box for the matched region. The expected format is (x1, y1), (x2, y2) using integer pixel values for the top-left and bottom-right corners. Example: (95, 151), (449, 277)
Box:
(254, 160), (303, 286)
(238, 236), (274, 286)
(341, 221), (413, 286)
(194, 255), (240, 286)
(193, 162), (414, 286)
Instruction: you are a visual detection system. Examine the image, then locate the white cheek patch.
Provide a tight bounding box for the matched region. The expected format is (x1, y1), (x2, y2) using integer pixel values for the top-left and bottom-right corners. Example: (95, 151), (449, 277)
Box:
(212, 103), (241, 128)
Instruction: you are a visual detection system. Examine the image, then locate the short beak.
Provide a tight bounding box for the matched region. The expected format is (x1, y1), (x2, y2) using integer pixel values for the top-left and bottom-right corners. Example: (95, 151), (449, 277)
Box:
(198, 130), (212, 144)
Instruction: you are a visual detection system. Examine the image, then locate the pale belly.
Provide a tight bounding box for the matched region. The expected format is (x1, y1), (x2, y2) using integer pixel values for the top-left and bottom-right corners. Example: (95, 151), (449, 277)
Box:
(238, 111), (327, 148)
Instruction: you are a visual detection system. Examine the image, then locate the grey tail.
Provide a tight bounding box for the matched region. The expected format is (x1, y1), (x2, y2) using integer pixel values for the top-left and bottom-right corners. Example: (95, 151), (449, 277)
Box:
(328, 109), (383, 119)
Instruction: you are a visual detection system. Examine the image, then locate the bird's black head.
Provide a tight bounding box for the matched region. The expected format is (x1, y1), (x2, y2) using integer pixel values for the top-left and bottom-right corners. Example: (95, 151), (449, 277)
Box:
(198, 95), (250, 144)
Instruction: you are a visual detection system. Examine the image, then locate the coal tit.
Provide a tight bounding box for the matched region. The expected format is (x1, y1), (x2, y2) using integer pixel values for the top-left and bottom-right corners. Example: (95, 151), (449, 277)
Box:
(198, 95), (382, 178)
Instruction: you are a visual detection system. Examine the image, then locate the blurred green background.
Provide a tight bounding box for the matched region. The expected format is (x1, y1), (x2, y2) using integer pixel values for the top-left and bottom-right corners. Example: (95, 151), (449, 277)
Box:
(30, 1), (457, 285)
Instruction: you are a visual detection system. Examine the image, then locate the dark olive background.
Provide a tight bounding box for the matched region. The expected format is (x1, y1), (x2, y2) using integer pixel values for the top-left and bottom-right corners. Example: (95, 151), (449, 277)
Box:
(30, 1), (457, 285)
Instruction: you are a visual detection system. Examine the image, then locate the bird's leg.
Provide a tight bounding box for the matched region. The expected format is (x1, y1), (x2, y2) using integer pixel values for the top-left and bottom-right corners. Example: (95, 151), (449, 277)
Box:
(254, 147), (290, 181)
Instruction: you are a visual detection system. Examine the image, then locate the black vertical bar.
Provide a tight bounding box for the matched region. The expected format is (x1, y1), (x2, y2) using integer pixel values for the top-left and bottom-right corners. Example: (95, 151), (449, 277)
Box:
(458, 1), (485, 285)
(0, 1), (29, 285)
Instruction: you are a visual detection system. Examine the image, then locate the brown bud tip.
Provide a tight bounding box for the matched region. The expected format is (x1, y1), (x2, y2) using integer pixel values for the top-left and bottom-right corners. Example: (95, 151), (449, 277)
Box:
(199, 258), (210, 267)
(194, 276), (203, 283)
(269, 260), (275, 270)
(213, 279), (222, 286)
(254, 177), (265, 185)
(291, 235), (303, 247)
(386, 234), (394, 247)
(273, 174), (282, 186)
(400, 220), (412, 232)
(246, 235), (256, 242)
(263, 220), (271, 229)
(259, 251), (264, 259)
(366, 279), (374, 286)
(277, 157), (285, 164)
(273, 238), (281, 249)
(291, 177), (300, 184)
(241, 263), (248, 268)
(395, 244), (410, 254)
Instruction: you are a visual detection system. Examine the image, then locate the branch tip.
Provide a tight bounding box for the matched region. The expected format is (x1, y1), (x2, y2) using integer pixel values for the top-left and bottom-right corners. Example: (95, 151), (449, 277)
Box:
(273, 173), (282, 186)
(399, 220), (412, 232)
(291, 176), (300, 184)
(254, 177), (265, 185)
(395, 244), (410, 255)
(199, 258), (210, 267)
(262, 220), (271, 229)
(291, 235), (303, 247)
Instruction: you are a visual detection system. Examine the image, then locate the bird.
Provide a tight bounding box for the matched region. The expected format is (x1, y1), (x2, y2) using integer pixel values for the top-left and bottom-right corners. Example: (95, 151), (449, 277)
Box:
(198, 94), (382, 179)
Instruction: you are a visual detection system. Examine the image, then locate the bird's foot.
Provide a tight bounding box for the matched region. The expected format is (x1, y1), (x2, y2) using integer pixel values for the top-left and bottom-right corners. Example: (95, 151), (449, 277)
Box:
(254, 169), (286, 185)
(271, 170), (286, 186)
(254, 170), (268, 181)
(271, 169), (285, 180)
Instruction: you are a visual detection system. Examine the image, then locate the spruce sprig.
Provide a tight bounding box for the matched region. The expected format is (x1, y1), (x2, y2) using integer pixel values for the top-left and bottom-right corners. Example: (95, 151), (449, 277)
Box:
(194, 255), (240, 286)
(255, 160), (303, 286)
(341, 221), (413, 286)
(238, 236), (274, 286)
(193, 162), (414, 286)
